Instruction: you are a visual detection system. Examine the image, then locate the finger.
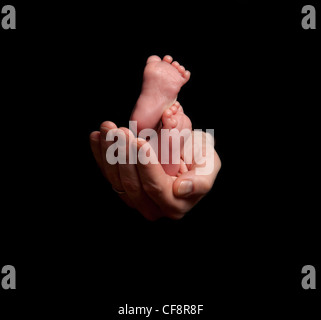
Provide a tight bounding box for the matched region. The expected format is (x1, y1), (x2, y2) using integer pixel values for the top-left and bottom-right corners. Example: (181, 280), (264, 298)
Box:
(134, 139), (190, 218)
(99, 121), (124, 191)
(135, 138), (172, 200)
(173, 148), (221, 198)
(118, 128), (163, 220)
(89, 131), (103, 170)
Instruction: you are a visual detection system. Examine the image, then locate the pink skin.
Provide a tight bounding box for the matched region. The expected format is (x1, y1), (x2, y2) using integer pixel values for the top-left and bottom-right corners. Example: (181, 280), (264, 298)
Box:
(130, 55), (190, 133)
(158, 101), (192, 176)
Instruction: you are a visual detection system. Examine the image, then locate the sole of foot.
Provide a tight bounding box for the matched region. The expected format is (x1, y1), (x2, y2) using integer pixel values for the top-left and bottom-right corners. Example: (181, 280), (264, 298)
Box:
(130, 55), (191, 133)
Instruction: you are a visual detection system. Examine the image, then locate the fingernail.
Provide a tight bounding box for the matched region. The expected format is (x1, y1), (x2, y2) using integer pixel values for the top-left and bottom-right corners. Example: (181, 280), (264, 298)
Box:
(178, 180), (193, 196)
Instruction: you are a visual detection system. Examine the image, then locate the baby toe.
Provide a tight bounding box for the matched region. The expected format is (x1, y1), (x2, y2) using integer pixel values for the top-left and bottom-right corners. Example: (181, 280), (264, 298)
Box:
(162, 112), (177, 129)
(170, 105), (178, 114)
(147, 55), (161, 63)
(172, 61), (180, 69)
(183, 70), (191, 80)
(178, 65), (185, 74)
(164, 108), (173, 117)
(163, 55), (173, 63)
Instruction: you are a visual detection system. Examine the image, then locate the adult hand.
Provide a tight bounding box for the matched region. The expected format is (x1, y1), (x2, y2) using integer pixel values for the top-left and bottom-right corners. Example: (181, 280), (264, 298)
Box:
(89, 121), (221, 220)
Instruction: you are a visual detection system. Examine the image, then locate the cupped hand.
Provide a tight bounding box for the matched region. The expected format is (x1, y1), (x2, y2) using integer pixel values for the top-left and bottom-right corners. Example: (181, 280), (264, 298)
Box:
(89, 121), (221, 220)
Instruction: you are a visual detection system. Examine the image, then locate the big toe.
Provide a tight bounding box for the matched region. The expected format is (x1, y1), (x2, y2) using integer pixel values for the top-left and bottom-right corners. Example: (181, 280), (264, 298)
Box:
(147, 55), (161, 64)
(162, 108), (177, 129)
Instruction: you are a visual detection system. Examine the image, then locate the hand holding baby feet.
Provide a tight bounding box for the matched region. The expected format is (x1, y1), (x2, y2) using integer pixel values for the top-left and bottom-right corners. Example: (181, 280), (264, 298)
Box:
(89, 54), (221, 220)
(89, 124), (221, 221)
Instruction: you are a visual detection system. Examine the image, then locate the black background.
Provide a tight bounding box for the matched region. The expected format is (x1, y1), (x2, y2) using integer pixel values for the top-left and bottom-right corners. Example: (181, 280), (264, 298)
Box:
(1, 0), (320, 318)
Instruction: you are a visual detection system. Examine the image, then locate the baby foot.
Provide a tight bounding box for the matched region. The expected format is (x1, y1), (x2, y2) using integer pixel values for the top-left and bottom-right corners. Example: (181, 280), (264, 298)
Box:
(159, 102), (192, 176)
(130, 55), (190, 133)
(161, 101), (192, 133)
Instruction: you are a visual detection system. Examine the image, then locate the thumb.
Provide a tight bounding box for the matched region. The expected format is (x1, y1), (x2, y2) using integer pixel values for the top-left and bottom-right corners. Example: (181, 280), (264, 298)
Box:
(174, 143), (221, 198)
(173, 171), (213, 198)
